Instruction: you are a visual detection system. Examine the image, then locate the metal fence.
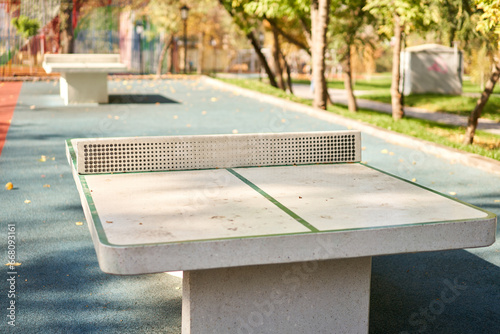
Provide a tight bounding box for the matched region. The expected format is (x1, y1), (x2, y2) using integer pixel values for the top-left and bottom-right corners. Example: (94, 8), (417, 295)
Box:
(0, 30), (167, 77)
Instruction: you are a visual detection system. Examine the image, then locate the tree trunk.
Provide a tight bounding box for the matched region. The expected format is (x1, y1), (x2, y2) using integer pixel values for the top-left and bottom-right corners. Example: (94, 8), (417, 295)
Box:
(298, 16), (312, 49)
(281, 51), (294, 94)
(59, 0), (74, 54)
(311, 0), (330, 110)
(156, 35), (171, 77)
(267, 18), (310, 54)
(463, 62), (500, 144)
(391, 14), (404, 120)
(272, 25), (285, 91)
(343, 44), (357, 112)
(197, 32), (205, 74)
(247, 31), (278, 88)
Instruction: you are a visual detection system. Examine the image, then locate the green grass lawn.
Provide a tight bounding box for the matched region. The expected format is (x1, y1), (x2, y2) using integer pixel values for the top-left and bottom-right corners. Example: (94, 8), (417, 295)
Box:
(361, 93), (500, 122)
(292, 76), (500, 122)
(218, 77), (500, 162)
(294, 76), (392, 91)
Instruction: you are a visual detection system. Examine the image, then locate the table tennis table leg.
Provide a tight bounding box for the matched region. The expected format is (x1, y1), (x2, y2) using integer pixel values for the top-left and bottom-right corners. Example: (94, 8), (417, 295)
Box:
(182, 257), (371, 334)
(59, 72), (109, 105)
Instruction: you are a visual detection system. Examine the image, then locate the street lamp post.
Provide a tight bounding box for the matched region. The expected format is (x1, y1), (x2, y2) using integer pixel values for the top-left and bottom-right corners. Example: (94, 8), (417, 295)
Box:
(180, 5), (189, 74)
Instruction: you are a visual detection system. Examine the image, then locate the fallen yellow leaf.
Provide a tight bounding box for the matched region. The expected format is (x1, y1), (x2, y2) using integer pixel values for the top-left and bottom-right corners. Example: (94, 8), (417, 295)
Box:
(5, 262), (21, 266)
(24, 199), (31, 204)
(43, 184), (51, 188)
(75, 222), (84, 226)
(411, 178), (416, 182)
(39, 155), (47, 162)
(30, 105), (36, 110)
(210, 97), (218, 102)
(449, 191), (457, 196)
(5, 182), (13, 190)
(381, 149), (389, 154)
(232, 129), (238, 134)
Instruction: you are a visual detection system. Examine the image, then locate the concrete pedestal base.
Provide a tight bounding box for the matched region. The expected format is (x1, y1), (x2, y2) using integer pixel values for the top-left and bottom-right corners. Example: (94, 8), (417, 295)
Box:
(182, 257), (372, 334)
(60, 73), (108, 105)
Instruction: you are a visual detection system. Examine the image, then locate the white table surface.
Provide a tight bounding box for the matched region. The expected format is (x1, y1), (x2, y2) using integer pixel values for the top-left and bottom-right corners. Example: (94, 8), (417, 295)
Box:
(71, 160), (495, 274)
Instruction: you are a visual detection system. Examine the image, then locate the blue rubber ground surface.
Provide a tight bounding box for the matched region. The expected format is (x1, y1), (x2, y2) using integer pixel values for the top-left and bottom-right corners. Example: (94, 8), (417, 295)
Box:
(1, 78), (499, 333)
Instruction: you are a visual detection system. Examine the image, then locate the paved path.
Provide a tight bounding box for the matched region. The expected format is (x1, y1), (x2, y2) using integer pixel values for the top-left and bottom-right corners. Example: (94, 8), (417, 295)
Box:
(292, 84), (500, 135)
(0, 78), (498, 333)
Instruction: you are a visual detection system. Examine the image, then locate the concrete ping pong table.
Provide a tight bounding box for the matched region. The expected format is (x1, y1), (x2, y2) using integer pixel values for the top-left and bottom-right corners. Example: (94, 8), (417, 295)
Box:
(43, 54), (127, 105)
(66, 131), (496, 333)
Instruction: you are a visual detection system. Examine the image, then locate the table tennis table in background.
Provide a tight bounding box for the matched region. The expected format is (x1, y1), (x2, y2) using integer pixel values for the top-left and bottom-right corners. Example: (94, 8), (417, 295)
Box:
(66, 131), (496, 334)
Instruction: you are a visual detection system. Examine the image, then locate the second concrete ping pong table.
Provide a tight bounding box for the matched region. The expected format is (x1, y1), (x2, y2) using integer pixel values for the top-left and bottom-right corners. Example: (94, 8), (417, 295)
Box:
(66, 131), (496, 334)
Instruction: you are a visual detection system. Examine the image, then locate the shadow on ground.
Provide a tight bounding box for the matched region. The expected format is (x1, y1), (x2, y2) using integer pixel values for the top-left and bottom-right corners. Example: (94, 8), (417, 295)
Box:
(369, 249), (500, 334)
(107, 94), (179, 104)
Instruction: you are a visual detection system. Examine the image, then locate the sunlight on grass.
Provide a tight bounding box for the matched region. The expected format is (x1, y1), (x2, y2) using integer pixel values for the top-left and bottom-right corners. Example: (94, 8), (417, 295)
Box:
(362, 93), (500, 122)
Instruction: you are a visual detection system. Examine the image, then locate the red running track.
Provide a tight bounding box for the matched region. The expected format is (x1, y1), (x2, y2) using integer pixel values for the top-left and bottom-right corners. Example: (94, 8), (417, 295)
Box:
(0, 82), (22, 157)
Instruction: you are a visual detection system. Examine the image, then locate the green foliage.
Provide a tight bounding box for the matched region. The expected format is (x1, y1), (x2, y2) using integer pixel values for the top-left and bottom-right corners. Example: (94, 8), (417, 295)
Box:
(243, 0), (310, 20)
(433, 0), (477, 46)
(361, 92), (500, 121)
(11, 15), (40, 39)
(363, 0), (440, 38)
(476, 0), (500, 47)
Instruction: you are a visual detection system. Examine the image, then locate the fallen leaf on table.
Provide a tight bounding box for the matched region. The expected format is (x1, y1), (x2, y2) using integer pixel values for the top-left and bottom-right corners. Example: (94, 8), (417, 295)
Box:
(5, 182), (13, 190)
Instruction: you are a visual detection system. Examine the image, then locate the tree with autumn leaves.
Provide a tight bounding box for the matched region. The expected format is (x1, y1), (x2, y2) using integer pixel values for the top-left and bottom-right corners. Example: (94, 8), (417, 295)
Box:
(463, 0), (500, 144)
(56, 1), (498, 145)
